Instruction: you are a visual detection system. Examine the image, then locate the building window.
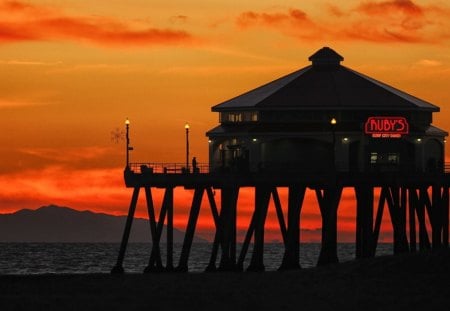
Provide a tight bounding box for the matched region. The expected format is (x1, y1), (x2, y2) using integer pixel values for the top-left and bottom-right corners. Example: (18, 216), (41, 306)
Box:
(388, 153), (399, 164)
(220, 111), (258, 123)
(251, 112), (258, 121)
(370, 152), (400, 165)
(228, 113), (242, 122)
(370, 152), (378, 164)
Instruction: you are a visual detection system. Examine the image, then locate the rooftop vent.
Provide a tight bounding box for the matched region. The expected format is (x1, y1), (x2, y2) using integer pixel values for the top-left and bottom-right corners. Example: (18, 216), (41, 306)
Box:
(308, 47), (344, 68)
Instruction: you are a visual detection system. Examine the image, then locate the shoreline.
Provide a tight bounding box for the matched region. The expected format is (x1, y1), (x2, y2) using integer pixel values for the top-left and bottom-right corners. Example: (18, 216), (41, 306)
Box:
(0, 249), (449, 310)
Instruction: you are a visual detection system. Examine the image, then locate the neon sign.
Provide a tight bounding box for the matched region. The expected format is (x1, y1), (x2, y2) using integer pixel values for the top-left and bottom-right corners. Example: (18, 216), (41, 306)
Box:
(364, 117), (409, 138)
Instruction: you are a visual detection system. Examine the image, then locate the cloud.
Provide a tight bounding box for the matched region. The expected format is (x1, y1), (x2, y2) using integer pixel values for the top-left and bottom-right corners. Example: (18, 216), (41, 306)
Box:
(170, 15), (189, 24)
(356, 0), (424, 17)
(19, 146), (112, 163)
(236, 8), (312, 28)
(0, 60), (62, 66)
(0, 98), (48, 108)
(327, 4), (347, 17)
(234, 1), (450, 44)
(0, 0), (196, 47)
(0, 166), (129, 214)
(415, 59), (442, 67)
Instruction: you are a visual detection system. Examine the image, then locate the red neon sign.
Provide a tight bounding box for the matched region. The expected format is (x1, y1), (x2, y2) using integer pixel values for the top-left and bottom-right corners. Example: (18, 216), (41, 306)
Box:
(364, 116), (409, 138)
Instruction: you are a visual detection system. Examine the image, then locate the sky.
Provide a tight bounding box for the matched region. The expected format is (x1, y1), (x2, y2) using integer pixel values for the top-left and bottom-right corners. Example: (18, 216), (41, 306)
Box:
(0, 0), (449, 242)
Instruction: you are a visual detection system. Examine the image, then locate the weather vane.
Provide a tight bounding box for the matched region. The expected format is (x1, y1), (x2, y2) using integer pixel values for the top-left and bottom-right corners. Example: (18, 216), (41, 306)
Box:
(110, 127), (125, 144)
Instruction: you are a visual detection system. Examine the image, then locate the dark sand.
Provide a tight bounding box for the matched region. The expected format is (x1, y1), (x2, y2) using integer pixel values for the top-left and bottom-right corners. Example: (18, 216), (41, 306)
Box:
(0, 249), (449, 311)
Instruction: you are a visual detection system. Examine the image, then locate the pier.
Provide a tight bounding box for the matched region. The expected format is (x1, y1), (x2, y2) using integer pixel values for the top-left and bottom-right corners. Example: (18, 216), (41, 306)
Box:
(112, 47), (449, 273)
(111, 165), (449, 273)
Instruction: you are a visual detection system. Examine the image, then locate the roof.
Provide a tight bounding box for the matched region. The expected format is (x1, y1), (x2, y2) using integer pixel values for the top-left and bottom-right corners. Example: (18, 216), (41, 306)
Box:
(212, 47), (439, 112)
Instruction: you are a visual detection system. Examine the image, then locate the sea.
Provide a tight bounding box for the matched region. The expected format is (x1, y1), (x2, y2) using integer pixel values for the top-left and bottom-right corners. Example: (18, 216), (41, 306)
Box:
(0, 243), (393, 275)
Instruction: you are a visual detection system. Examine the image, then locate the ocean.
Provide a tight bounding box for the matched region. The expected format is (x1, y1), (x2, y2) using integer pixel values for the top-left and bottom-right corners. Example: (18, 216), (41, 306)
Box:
(0, 243), (393, 274)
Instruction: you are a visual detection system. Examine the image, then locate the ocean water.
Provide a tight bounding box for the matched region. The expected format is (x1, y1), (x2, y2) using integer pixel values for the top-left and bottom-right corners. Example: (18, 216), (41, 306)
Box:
(0, 243), (393, 275)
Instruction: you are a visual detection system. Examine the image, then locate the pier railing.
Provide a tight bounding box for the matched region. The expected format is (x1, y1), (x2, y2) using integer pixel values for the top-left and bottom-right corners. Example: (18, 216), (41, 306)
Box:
(130, 162), (450, 175)
(445, 163), (450, 173)
(129, 162), (210, 174)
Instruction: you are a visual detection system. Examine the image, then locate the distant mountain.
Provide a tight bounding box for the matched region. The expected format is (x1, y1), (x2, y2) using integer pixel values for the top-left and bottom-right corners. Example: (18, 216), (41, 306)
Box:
(0, 205), (207, 243)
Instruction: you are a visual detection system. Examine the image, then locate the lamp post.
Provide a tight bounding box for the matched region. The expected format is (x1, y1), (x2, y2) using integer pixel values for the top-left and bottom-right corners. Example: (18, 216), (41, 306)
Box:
(185, 123), (190, 172)
(330, 117), (337, 172)
(125, 118), (133, 168)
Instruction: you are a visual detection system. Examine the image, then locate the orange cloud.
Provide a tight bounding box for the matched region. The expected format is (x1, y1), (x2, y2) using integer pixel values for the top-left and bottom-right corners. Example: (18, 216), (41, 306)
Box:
(235, 1), (450, 44)
(327, 4), (347, 17)
(356, 0), (424, 17)
(0, 166), (127, 213)
(236, 8), (312, 28)
(0, 0), (195, 47)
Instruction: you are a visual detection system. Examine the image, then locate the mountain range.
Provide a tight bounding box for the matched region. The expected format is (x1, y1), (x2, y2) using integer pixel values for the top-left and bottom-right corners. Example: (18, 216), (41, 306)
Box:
(0, 205), (207, 243)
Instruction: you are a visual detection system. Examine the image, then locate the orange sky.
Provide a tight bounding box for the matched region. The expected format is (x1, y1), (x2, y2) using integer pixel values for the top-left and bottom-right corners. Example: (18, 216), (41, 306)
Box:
(0, 0), (449, 242)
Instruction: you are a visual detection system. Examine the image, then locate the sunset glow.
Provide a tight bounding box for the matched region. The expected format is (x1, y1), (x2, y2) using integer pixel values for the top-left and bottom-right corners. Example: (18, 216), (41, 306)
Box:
(1, 0), (449, 242)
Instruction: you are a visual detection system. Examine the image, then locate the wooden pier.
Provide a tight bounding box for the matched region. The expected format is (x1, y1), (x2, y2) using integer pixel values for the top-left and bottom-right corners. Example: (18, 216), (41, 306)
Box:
(112, 47), (449, 273)
(111, 165), (450, 273)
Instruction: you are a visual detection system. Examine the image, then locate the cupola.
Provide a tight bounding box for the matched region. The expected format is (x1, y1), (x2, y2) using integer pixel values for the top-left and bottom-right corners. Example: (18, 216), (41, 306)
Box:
(308, 47), (344, 68)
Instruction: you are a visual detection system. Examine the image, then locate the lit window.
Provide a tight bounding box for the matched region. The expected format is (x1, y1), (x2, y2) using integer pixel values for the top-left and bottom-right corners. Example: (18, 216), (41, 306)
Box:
(370, 152), (378, 164)
(228, 113), (242, 122)
(388, 153), (399, 163)
(251, 112), (258, 121)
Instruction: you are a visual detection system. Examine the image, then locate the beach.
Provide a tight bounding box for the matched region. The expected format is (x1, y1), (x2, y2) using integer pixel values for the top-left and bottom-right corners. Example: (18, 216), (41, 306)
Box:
(0, 249), (448, 311)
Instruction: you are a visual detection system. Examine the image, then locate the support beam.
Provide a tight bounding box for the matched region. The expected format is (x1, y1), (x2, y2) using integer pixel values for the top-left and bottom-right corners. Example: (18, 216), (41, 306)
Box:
(372, 186), (386, 256)
(443, 186), (449, 248)
(111, 187), (140, 274)
(417, 188), (431, 250)
(408, 188), (417, 252)
(279, 185), (306, 270)
(247, 185), (272, 271)
(317, 186), (342, 266)
(237, 206), (256, 271)
(218, 187), (239, 271)
(144, 187), (163, 270)
(145, 188), (171, 272)
(430, 185), (443, 250)
(166, 187), (174, 271)
(272, 187), (287, 244)
(385, 186), (408, 254)
(355, 185), (374, 258)
(178, 187), (205, 272)
(205, 187), (221, 272)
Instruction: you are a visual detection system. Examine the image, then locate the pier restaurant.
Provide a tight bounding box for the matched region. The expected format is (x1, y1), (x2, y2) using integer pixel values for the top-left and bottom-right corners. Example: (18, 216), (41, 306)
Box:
(206, 47), (447, 174)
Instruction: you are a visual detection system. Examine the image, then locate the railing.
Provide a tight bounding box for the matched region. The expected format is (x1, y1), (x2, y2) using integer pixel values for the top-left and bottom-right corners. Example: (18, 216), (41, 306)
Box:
(129, 162), (210, 174)
(445, 162), (450, 173)
(129, 162), (450, 175)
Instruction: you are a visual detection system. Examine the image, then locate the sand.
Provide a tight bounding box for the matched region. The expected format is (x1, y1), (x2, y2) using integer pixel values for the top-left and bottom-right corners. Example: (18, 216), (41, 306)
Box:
(0, 249), (449, 311)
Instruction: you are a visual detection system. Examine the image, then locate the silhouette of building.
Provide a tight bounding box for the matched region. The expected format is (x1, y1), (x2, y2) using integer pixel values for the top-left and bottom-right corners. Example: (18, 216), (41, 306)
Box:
(207, 47), (446, 173)
(114, 47), (449, 274)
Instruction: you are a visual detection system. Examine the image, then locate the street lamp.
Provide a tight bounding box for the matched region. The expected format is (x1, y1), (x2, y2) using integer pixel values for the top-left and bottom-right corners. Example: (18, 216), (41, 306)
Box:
(125, 118), (133, 168)
(185, 123), (190, 172)
(330, 117), (337, 172)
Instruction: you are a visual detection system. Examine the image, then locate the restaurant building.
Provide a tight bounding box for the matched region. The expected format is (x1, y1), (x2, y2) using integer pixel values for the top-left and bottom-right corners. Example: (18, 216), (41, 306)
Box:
(207, 47), (447, 174)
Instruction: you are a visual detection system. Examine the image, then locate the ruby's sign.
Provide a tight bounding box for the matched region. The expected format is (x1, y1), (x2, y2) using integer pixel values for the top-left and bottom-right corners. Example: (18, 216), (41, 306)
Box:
(364, 116), (409, 138)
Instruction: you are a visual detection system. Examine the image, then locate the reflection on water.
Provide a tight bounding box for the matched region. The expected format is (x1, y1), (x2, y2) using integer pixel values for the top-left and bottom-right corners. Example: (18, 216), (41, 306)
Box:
(0, 243), (393, 274)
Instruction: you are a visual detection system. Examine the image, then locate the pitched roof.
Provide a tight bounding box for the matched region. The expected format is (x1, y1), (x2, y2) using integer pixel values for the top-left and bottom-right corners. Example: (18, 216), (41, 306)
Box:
(212, 47), (439, 112)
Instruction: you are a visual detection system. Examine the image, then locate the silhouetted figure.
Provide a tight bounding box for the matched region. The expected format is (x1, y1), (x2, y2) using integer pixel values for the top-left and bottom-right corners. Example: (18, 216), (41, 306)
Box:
(192, 157), (198, 173)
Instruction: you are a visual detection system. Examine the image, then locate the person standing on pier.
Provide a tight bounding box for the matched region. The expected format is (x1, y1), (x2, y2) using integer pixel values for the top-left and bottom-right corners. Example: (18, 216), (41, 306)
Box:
(192, 157), (198, 173)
